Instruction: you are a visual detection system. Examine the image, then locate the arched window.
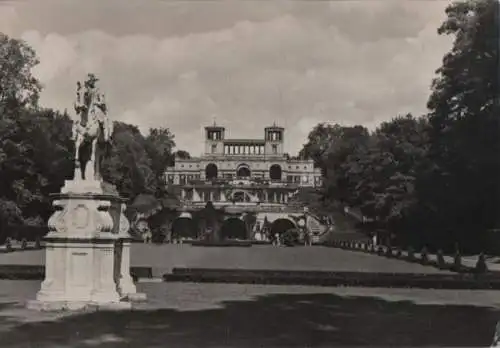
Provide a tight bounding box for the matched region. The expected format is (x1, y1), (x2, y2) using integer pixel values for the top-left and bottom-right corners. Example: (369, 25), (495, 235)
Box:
(236, 163), (251, 178)
(269, 164), (282, 181)
(205, 163), (218, 180)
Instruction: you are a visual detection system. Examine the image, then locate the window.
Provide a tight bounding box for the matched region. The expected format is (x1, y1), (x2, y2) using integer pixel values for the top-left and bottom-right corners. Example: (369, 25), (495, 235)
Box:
(205, 163), (218, 180)
(272, 145), (277, 154)
(211, 144), (217, 153)
(269, 164), (282, 181)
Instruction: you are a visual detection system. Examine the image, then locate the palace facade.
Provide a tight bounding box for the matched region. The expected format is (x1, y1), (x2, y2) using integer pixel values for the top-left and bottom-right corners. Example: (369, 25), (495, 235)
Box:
(165, 124), (322, 205)
(162, 123), (330, 242)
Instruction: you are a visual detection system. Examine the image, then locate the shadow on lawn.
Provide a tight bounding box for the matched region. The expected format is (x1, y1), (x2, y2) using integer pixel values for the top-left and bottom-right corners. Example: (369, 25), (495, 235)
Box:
(0, 293), (498, 347)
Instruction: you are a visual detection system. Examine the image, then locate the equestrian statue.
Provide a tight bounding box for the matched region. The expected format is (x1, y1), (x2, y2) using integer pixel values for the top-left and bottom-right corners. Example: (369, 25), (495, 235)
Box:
(72, 74), (113, 181)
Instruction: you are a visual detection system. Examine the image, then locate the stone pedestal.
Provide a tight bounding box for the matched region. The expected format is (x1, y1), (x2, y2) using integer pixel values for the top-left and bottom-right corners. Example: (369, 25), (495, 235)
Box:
(113, 203), (146, 301)
(27, 179), (145, 311)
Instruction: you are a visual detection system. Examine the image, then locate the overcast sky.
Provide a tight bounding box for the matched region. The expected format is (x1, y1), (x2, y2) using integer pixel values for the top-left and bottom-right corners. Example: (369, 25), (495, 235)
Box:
(0, 0), (453, 156)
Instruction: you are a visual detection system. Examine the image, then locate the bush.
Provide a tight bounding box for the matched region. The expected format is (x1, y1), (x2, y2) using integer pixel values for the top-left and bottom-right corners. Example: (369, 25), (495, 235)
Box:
(282, 229), (300, 247)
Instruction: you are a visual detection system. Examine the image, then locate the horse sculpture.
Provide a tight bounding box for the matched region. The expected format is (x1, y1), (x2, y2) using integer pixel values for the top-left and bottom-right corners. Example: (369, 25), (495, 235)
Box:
(72, 74), (113, 181)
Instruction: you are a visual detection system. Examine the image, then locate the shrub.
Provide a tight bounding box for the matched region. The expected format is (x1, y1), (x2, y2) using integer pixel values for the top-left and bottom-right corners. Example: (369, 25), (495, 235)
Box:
(282, 229), (300, 247)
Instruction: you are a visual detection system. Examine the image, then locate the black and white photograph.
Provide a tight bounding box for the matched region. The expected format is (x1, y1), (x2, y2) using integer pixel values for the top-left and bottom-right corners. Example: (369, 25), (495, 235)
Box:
(0, 0), (498, 346)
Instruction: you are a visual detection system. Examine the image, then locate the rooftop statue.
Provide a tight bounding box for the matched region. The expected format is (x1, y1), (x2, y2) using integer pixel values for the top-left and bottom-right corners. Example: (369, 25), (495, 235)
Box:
(71, 73), (113, 182)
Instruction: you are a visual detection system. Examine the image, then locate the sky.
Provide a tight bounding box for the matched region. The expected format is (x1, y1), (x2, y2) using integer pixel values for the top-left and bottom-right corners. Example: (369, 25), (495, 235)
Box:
(0, 0), (454, 156)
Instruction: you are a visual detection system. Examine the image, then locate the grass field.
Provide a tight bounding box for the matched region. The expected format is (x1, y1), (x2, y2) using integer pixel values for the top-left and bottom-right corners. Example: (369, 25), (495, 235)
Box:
(0, 244), (452, 275)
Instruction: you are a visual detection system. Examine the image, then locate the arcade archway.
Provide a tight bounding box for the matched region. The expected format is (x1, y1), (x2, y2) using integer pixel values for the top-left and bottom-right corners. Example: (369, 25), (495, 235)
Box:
(171, 218), (197, 239)
(270, 218), (296, 235)
(220, 218), (247, 240)
(236, 163), (251, 178)
(269, 164), (282, 181)
(205, 163), (218, 180)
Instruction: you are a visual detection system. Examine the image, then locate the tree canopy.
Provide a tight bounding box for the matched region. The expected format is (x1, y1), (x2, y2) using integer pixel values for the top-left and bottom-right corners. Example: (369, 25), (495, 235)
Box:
(0, 33), (41, 109)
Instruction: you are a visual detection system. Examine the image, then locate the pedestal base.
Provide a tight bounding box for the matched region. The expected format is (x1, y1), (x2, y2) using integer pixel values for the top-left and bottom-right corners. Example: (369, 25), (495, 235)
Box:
(61, 178), (103, 194)
(28, 180), (147, 312)
(26, 299), (132, 311)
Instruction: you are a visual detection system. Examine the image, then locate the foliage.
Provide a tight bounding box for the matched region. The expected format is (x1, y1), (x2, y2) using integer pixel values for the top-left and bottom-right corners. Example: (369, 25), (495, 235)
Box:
(422, 0), (500, 251)
(282, 228), (300, 246)
(0, 106), (74, 224)
(145, 127), (176, 178)
(174, 150), (191, 160)
(0, 33), (42, 108)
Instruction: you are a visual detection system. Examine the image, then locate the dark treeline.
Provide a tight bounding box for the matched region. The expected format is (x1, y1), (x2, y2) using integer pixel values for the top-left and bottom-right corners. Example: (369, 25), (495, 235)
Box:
(299, 0), (499, 253)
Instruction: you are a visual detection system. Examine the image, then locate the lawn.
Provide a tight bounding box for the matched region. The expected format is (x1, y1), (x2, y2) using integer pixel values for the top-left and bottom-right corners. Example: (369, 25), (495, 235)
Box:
(0, 244), (453, 276)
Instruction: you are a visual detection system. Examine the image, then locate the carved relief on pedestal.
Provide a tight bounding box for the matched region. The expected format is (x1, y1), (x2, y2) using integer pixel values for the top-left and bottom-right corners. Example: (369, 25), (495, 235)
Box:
(94, 200), (114, 234)
(48, 200), (69, 235)
(72, 204), (91, 230)
(47, 197), (114, 237)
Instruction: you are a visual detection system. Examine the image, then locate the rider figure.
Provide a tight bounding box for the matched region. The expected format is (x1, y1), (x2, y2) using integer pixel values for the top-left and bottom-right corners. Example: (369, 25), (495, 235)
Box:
(72, 74), (112, 180)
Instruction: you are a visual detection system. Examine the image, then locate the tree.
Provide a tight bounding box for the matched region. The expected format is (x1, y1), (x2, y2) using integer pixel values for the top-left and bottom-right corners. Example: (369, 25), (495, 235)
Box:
(322, 125), (370, 205)
(0, 106), (73, 225)
(424, 0), (499, 251)
(100, 122), (156, 199)
(0, 33), (42, 109)
(145, 127), (175, 177)
(348, 115), (428, 231)
(175, 150), (191, 160)
(299, 123), (343, 170)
